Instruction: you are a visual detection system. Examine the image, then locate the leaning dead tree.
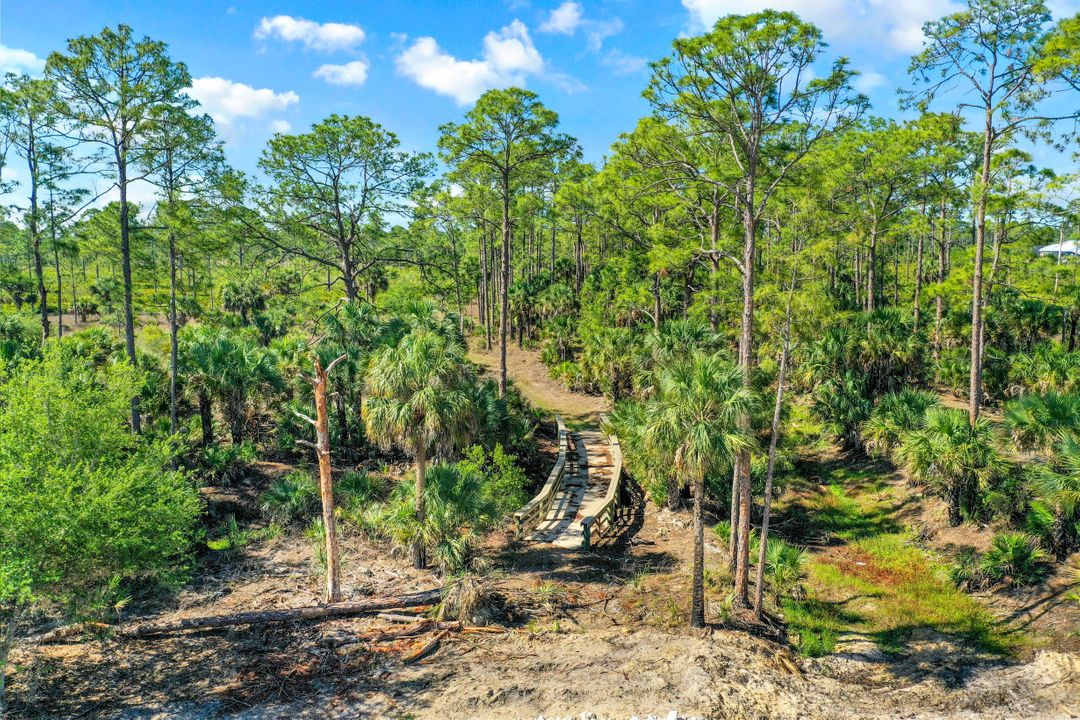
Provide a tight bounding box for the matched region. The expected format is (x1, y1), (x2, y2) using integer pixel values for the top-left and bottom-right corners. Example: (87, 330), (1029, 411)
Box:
(293, 353), (348, 603)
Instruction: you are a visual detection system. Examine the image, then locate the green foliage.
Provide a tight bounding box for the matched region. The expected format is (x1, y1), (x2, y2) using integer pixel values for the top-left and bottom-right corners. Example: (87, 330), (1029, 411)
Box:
(359, 464), (497, 574)
(979, 533), (1051, 588)
(336, 470), (382, 511)
(896, 407), (1008, 525)
(195, 441), (257, 486)
(459, 444), (530, 516)
(764, 537), (807, 599)
(0, 347), (200, 616)
(862, 389), (940, 458)
(1004, 391), (1080, 451)
(0, 312), (40, 365)
(1009, 343), (1080, 396)
(178, 324), (284, 445)
(363, 327), (477, 459)
(261, 471), (320, 525)
(804, 310), (926, 448)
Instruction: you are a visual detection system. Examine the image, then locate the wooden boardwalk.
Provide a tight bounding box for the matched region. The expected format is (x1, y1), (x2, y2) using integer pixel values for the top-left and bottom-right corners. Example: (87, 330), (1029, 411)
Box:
(529, 428), (614, 548)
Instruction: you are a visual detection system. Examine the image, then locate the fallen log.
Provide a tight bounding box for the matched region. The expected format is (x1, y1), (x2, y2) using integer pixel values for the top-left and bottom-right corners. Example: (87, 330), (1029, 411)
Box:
(25, 621), (110, 644)
(376, 612), (428, 624)
(403, 629), (449, 664)
(122, 588), (442, 638)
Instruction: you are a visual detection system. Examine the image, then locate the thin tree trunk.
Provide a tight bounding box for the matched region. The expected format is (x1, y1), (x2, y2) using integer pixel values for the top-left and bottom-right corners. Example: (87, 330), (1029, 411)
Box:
(913, 217), (925, 333)
(309, 356), (343, 602)
(690, 473), (706, 628)
(734, 203), (756, 607)
(168, 217), (179, 436)
(499, 178), (510, 397)
(729, 464), (740, 573)
(969, 116), (992, 425)
(117, 156), (142, 433)
(755, 273), (795, 620)
(414, 439), (428, 569)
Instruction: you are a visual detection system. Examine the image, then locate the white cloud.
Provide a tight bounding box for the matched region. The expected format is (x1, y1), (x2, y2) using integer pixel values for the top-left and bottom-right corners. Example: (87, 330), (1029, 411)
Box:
(854, 70), (887, 93)
(0, 44), (45, 75)
(270, 119), (292, 133)
(314, 60), (370, 86)
(396, 20), (545, 104)
(254, 15), (365, 52)
(188, 76), (299, 122)
(539, 2), (622, 52)
(681, 0), (963, 53)
(540, 2), (583, 34)
(602, 49), (648, 76)
(584, 18), (623, 52)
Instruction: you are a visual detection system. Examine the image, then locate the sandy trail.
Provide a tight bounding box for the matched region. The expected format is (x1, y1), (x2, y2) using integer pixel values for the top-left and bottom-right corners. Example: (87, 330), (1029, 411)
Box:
(467, 341), (608, 425)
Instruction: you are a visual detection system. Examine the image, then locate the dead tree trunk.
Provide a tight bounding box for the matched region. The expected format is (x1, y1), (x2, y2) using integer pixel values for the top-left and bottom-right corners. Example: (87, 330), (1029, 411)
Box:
(295, 354), (348, 603)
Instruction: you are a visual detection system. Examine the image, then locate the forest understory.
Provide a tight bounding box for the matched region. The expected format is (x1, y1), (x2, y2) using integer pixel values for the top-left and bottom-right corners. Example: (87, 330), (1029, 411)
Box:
(4, 344), (1078, 720)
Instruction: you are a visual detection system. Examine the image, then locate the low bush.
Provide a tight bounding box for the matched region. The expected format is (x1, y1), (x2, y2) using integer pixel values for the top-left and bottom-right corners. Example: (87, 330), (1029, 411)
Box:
(979, 533), (1050, 588)
(261, 471), (320, 525)
(764, 538), (807, 599)
(358, 464), (497, 574)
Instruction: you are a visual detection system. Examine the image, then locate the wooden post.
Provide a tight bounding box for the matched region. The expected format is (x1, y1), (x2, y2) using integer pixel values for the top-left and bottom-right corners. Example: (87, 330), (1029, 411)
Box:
(294, 354), (347, 603)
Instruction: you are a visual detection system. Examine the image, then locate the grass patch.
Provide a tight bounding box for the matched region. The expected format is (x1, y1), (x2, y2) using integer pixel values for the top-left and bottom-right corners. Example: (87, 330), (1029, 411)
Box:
(776, 455), (1019, 659)
(785, 532), (1016, 657)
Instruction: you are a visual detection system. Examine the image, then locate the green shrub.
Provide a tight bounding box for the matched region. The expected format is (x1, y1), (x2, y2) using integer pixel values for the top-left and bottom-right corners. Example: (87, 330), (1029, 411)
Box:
(861, 389), (939, 458)
(0, 348), (201, 622)
(358, 464), (496, 574)
(949, 548), (982, 590)
(336, 470), (382, 510)
(979, 533), (1050, 588)
(261, 471), (320, 525)
(459, 444), (529, 516)
(764, 538), (807, 599)
(196, 441), (257, 486)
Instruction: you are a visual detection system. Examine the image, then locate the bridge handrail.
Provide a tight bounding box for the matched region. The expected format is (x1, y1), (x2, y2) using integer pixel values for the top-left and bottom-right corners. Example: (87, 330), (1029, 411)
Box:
(513, 414), (568, 537)
(581, 415), (623, 549)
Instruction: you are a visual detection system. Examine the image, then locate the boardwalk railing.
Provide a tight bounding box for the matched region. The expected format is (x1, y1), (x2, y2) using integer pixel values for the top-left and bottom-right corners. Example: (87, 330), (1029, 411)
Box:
(513, 415), (568, 538)
(581, 416), (624, 550)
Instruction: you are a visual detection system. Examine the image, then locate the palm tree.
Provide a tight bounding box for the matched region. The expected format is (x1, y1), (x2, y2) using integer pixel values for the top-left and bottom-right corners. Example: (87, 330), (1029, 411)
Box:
(178, 325), (283, 445)
(640, 352), (755, 627)
(1029, 438), (1080, 560)
(861, 389), (940, 459)
(1004, 391), (1080, 452)
(363, 327), (477, 568)
(221, 275), (265, 325)
(897, 407), (1007, 526)
(178, 325), (217, 445)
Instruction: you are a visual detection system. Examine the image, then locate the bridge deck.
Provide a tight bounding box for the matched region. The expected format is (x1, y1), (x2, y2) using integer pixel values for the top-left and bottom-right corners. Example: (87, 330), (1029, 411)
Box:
(529, 428), (614, 548)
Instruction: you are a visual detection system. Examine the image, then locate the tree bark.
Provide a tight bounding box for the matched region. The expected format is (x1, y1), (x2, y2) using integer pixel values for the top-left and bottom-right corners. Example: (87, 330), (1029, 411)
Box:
(121, 589), (442, 637)
(913, 213), (925, 333)
(311, 356), (342, 602)
(499, 176), (510, 397)
(969, 116), (993, 425)
(690, 472), (706, 628)
(117, 153), (142, 433)
(414, 439), (428, 569)
(733, 203), (756, 607)
(168, 222), (179, 436)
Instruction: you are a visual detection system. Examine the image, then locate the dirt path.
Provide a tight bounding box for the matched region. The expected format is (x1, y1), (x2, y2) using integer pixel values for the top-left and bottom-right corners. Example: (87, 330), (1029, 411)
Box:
(468, 341), (608, 425)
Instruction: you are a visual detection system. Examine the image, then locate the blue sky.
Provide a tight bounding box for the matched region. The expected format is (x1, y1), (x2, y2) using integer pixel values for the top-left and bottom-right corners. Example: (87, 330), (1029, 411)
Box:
(2, 0), (1079, 201)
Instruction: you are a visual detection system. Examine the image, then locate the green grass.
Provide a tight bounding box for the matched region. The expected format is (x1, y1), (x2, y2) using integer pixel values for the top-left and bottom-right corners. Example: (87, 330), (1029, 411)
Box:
(776, 458), (1019, 659)
(786, 533), (1014, 657)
